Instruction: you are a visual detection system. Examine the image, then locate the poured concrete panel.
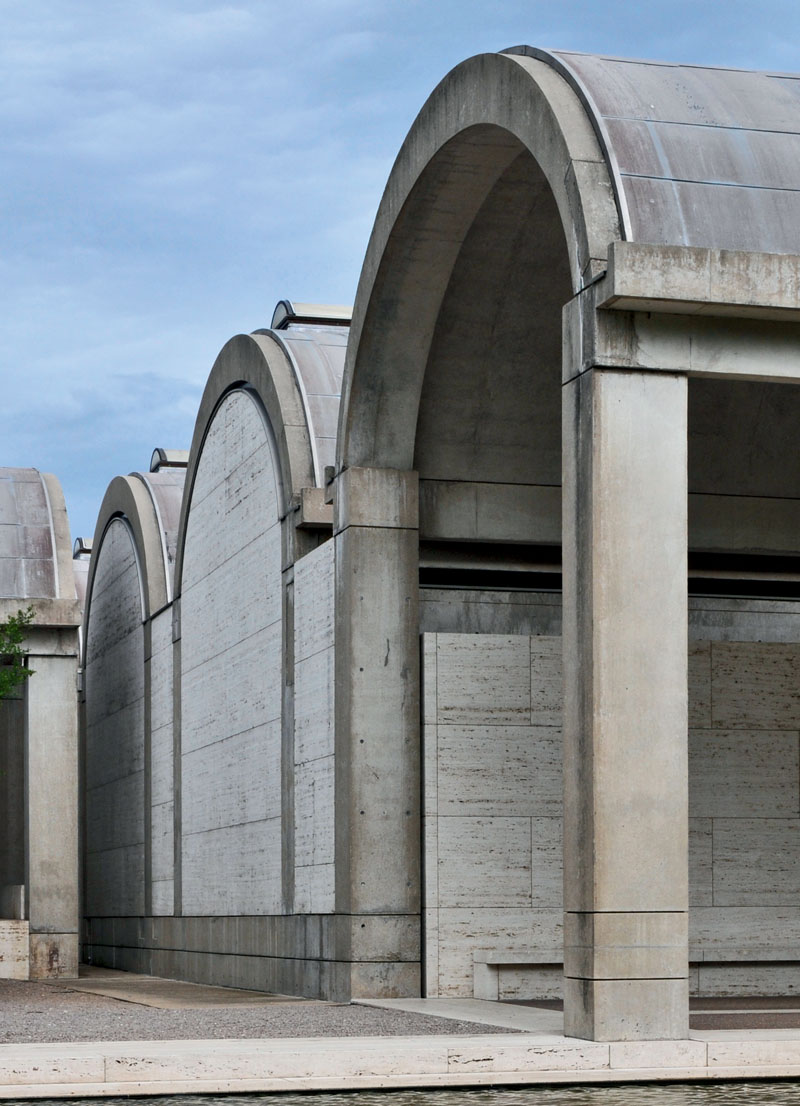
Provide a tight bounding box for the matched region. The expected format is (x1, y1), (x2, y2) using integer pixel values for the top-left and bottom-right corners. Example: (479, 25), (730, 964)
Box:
(149, 609), (174, 915)
(84, 518), (145, 917)
(180, 389), (283, 916)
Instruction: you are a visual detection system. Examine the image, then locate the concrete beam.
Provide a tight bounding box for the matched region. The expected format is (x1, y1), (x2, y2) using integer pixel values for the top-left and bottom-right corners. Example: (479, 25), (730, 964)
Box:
(599, 241), (800, 322)
(566, 283), (800, 385)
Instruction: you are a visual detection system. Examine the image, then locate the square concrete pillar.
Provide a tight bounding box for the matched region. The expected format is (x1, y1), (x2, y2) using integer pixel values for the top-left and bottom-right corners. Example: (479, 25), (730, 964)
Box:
(333, 467), (421, 996)
(562, 366), (688, 1040)
(25, 653), (79, 978)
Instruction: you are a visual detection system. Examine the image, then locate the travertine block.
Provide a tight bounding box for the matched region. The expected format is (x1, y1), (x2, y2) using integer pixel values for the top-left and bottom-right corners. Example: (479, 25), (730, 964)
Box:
(437, 817), (532, 908)
(609, 1039), (706, 1069)
(435, 908), (562, 997)
(422, 723), (438, 818)
(713, 818), (800, 905)
(435, 634), (530, 724)
(530, 637), (562, 725)
(436, 724), (561, 817)
(688, 640), (711, 726)
(0, 920), (28, 979)
(530, 817), (562, 908)
(690, 905), (800, 952)
(689, 728), (799, 817)
(689, 818), (713, 906)
(711, 641), (800, 729)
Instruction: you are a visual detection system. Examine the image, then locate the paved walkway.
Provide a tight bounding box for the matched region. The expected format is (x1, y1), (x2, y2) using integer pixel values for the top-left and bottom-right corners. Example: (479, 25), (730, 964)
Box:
(4, 970), (800, 1097)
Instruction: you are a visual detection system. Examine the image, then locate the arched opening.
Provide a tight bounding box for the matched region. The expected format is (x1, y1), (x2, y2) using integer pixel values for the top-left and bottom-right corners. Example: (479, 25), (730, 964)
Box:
(333, 49), (626, 1014)
(409, 140), (572, 1001)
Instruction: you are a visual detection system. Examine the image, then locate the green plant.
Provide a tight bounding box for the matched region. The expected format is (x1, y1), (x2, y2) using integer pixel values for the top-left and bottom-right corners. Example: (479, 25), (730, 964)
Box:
(0, 606), (35, 699)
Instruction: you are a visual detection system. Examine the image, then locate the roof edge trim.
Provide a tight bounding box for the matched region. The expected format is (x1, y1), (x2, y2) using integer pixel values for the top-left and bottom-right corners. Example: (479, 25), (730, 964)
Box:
(503, 45), (632, 240)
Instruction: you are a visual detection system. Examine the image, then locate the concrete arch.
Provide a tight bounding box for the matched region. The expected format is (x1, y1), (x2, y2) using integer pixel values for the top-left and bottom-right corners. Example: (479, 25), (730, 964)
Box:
(337, 50), (621, 473)
(84, 475), (168, 643)
(174, 330), (335, 592)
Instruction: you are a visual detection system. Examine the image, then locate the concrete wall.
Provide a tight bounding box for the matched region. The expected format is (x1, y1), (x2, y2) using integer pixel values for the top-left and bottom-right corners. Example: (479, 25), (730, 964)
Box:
(149, 608), (174, 915)
(84, 518), (146, 917)
(293, 540), (335, 912)
(424, 612), (800, 999)
(179, 389), (283, 915)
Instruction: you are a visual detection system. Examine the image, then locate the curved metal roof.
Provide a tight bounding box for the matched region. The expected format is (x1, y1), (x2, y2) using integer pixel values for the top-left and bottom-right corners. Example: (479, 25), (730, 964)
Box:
(268, 322), (347, 484)
(509, 47), (800, 254)
(133, 469), (186, 601)
(0, 467), (58, 599)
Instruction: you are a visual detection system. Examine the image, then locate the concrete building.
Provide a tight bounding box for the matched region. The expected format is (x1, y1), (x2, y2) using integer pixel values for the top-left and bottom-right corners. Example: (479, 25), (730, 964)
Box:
(79, 50), (800, 1043)
(0, 468), (81, 980)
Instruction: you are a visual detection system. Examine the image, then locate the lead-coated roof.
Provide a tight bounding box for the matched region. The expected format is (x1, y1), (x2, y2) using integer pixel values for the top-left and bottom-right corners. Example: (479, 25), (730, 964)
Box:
(512, 47), (800, 254)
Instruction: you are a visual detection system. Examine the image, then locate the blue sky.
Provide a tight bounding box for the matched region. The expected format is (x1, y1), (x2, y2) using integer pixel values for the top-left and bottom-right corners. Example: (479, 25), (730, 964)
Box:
(4, 0), (800, 540)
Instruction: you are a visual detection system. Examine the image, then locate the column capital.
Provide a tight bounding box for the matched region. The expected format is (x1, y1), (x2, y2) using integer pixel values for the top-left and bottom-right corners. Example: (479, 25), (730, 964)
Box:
(333, 466), (418, 535)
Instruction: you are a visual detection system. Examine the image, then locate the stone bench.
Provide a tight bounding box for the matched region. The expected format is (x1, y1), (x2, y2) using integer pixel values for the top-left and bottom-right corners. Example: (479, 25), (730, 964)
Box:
(473, 948), (562, 1000)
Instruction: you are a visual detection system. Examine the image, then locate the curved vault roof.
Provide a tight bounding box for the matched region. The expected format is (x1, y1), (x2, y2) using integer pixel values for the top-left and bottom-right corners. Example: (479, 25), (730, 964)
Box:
(0, 468), (78, 613)
(269, 323), (347, 484)
(513, 47), (800, 253)
(86, 467), (186, 634)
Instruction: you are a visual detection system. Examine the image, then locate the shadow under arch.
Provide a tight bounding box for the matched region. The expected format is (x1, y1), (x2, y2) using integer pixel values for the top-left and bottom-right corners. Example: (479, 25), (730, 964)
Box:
(337, 49), (621, 476)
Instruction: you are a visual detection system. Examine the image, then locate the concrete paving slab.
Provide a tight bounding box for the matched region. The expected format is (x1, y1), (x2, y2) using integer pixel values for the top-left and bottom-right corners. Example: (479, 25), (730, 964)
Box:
(50, 966), (305, 1009)
(356, 996), (563, 1033)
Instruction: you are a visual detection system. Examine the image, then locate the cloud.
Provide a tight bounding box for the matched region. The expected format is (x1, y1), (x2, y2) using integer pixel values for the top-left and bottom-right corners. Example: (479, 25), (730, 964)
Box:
(4, 0), (800, 542)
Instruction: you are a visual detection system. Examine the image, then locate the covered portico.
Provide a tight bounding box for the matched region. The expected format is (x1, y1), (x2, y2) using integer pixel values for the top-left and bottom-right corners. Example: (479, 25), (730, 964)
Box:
(333, 48), (800, 1041)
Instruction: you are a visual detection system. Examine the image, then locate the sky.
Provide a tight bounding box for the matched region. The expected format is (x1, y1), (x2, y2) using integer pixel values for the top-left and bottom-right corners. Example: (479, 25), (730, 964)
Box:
(4, 0), (800, 541)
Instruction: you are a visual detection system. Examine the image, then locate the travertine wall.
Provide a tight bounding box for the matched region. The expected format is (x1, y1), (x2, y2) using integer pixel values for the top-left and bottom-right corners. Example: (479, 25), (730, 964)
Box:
(293, 541), (335, 912)
(180, 390), (283, 915)
(84, 519), (145, 916)
(423, 611), (800, 999)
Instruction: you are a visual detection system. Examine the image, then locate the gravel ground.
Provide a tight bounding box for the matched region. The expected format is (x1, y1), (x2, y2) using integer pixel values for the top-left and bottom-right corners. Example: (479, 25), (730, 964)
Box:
(0, 980), (510, 1044)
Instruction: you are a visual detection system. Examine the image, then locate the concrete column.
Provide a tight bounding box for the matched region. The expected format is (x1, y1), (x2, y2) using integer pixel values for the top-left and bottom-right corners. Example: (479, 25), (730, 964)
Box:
(25, 652), (79, 978)
(562, 365), (688, 1041)
(334, 467), (421, 998)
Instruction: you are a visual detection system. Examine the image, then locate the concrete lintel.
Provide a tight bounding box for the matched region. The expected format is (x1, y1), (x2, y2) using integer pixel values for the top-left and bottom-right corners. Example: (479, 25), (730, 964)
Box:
(565, 288), (800, 384)
(599, 240), (800, 322)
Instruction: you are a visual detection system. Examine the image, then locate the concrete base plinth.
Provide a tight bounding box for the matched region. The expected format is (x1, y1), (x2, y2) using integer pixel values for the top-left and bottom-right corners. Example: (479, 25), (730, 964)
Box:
(29, 932), (79, 980)
(564, 976), (689, 1041)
